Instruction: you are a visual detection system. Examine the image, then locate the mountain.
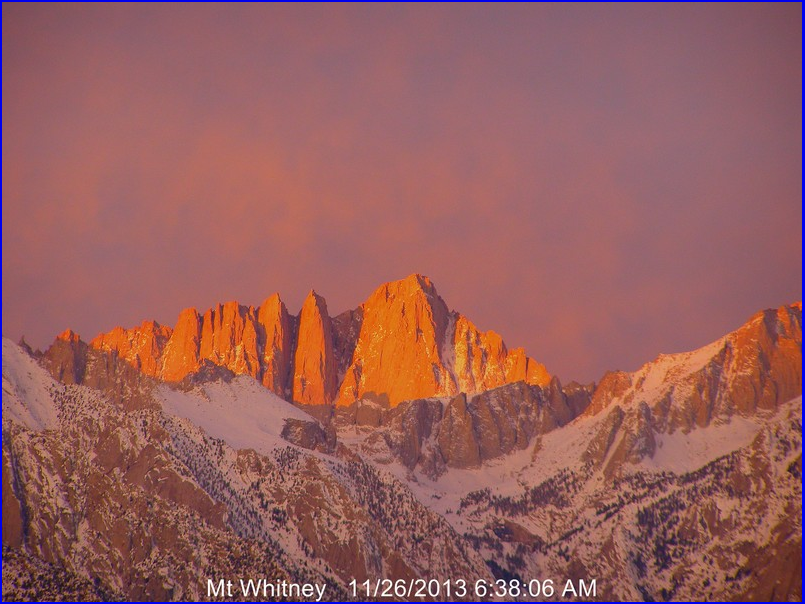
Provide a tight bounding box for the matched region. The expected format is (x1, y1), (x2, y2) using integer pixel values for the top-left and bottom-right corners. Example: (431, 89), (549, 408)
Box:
(3, 338), (488, 600)
(580, 301), (802, 476)
(3, 277), (801, 601)
(89, 274), (550, 407)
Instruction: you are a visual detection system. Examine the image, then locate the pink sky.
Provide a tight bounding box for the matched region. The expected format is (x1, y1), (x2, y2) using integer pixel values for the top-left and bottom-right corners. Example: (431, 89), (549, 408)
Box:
(2, 4), (801, 382)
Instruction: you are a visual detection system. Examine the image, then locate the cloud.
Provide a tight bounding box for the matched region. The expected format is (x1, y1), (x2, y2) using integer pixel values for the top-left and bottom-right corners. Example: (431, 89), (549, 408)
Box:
(3, 4), (801, 381)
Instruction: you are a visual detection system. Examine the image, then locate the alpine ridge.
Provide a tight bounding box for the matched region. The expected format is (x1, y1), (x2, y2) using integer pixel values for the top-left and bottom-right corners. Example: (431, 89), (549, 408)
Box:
(89, 274), (551, 408)
(3, 288), (801, 601)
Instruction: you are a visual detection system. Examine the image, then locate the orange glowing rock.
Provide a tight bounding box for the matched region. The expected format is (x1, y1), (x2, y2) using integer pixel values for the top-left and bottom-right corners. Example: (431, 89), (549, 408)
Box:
(582, 302), (801, 431)
(199, 301), (261, 378)
(292, 291), (338, 405)
(57, 328), (82, 343)
(336, 274), (455, 407)
(335, 274), (550, 407)
(257, 293), (293, 397)
(504, 346), (551, 387)
(89, 274), (553, 407)
(91, 320), (172, 377)
(451, 316), (549, 393)
(452, 315), (508, 393)
(159, 307), (202, 382)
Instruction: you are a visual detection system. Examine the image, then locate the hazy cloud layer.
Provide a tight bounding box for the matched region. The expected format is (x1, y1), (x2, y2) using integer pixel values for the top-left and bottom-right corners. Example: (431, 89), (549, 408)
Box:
(3, 4), (801, 381)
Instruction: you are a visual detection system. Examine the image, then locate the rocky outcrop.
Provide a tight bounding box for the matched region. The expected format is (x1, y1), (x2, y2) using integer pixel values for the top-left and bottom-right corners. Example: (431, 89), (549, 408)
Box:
(582, 405), (625, 467)
(257, 294), (293, 396)
(586, 370), (632, 416)
(336, 275), (454, 407)
(580, 302), (802, 476)
(292, 291), (338, 405)
(380, 398), (445, 470)
(159, 307), (202, 382)
(42, 332), (158, 412)
(439, 394), (481, 469)
(602, 401), (656, 477)
(280, 418), (337, 453)
(587, 303), (801, 431)
(720, 303), (802, 413)
(452, 316), (508, 393)
(86, 275), (553, 408)
(503, 346), (551, 387)
(468, 379), (583, 463)
(342, 378), (589, 475)
(198, 301), (261, 379)
(452, 315), (550, 394)
(90, 320), (171, 377)
(95, 296), (297, 398)
(471, 382), (541, 461)
(558, 379), (594, 417)
(335, 274), (551, 407)
(43, 329), (88, 385)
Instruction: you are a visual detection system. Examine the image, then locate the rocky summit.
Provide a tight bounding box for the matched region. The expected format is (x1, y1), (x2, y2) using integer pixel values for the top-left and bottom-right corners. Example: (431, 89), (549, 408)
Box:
(2, 276), (801, 602)
(89, 274), (550, 408)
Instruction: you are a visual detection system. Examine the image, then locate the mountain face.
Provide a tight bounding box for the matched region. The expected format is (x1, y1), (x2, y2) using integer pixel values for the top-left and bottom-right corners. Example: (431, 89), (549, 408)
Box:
(337, 377), (590, 476)
(3, 278), (801, 602)
(581, 302), (802, 477)
(3, 339), (487, 600)
(336, 275), (550, 407)
(293, 291), (338, 405)
(90, 274), (550, 408)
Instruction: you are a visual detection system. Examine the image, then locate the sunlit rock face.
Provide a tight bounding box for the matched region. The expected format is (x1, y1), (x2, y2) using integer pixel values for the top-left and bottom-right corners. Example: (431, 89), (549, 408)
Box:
(452, 315), (550, 396)
(91, 320), (172, 377)
(336, 274), (551, 408)
(159, 307), (202, 382)
(198, 302), (261, 380)
(583, 302), (802, 430)
(90, 274), (551, 407)
(336, 274), (455, 407)
(292, 291), (338, 406)
(578, 302), (802, 477)
(256, 293), (293, 397)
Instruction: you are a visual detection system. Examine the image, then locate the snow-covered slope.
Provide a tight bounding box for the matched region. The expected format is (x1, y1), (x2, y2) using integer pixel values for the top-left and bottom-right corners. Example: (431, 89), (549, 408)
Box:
(2, 302), (801, 601)
(2, 338), (489, 600)
(2, 338), (58, 431)
(353, 397), (787, 527)
(588, 303), (801, 426)
(158, 377), (313, 456)
(448, 396), (801, 601)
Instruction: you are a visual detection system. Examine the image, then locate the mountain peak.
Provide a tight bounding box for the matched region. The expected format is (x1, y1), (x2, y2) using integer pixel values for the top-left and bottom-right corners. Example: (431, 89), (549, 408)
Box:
(380, 273), (439, 300)
(260, 292), (283, 307)
(57, 328), (81, 343)
(334, 274), (550, 407)
(294, 288), (337, 405)
(303, 289), (327, 308)
(402, 273), (436, 292)
(584, 302), (802, 429)
(85, 276), (551, 407)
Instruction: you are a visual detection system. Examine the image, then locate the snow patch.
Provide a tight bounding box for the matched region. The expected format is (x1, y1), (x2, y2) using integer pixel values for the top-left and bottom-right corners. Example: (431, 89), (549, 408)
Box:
(2, 337), (59, 431)
(157, 377), (314, 456)
(644, 415), (762, 473)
